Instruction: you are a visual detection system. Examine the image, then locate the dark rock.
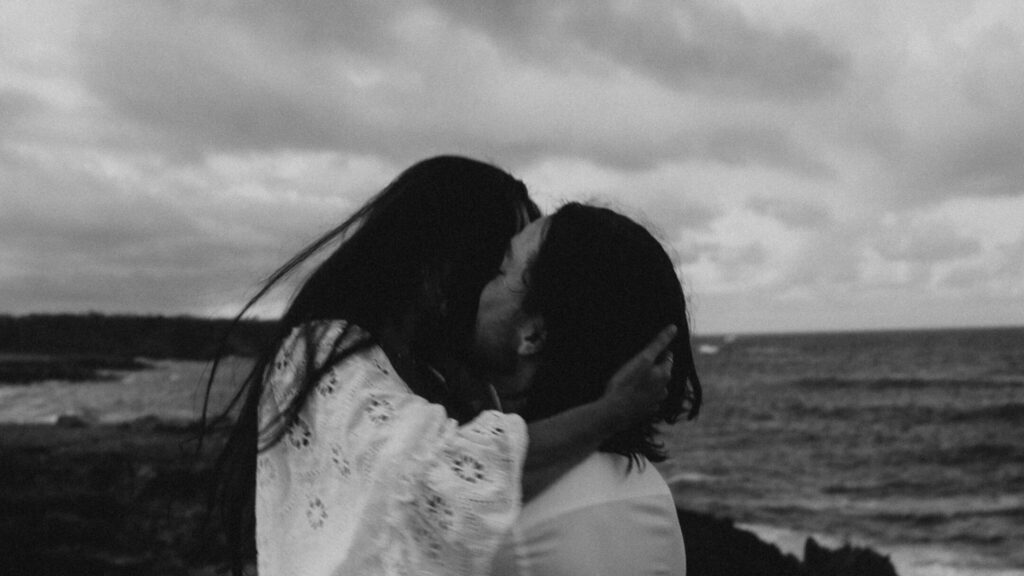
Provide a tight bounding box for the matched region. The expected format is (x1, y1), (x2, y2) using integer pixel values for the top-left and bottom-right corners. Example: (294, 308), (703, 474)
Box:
(55, 413), (95, 428)
(121, 414), (164, 432)
(119, 414), (199, 433)
(678, 508), (901, 576)
(678, 508), (805, 576)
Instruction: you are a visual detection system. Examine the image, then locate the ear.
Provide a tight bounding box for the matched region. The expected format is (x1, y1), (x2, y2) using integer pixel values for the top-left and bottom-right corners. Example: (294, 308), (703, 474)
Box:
(516, 315), (546, 357)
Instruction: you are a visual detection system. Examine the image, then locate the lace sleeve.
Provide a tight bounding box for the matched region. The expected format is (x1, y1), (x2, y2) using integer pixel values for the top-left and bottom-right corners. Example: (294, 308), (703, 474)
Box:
(258, 320), (528, 576)
(333, 359), (528, 575)
(393, 410), (527, 574)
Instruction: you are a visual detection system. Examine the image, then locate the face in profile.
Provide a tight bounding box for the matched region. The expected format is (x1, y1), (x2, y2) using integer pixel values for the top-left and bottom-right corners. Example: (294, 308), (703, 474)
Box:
(471, 216), (549, 378)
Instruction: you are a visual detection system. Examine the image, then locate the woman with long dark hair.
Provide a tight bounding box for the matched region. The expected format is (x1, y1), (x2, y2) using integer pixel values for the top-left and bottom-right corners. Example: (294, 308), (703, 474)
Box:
(481, 203), (702, 575)
(204, 156), (675, 576)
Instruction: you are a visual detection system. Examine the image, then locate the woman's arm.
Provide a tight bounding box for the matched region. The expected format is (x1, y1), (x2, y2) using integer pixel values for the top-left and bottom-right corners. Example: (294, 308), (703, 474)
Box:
(521, 325), (676, 501)
(260, 320), (673, 571)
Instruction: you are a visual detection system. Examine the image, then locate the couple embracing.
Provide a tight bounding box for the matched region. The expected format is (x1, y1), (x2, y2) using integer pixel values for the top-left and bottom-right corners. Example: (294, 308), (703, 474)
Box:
(207, 156), (703, 575)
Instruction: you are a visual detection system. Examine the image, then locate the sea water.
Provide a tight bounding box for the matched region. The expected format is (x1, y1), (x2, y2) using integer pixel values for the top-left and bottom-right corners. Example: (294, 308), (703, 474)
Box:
(2, 329), (1022, 575)
(0, 357), (248, 425)
(661, 328), (1024, 576)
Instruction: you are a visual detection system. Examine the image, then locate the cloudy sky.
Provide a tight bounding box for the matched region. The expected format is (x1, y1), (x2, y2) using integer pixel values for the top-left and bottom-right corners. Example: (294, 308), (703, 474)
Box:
(2, 0), (1022, 334)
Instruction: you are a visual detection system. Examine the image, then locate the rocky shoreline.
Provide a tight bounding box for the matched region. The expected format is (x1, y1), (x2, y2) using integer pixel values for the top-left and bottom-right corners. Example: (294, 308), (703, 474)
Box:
(0, 420), (899, 576)
(0, 355), (152, 385)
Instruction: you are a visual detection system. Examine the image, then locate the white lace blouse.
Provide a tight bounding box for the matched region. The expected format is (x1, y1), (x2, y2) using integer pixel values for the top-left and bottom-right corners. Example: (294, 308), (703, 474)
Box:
(255, 320), (528, 576)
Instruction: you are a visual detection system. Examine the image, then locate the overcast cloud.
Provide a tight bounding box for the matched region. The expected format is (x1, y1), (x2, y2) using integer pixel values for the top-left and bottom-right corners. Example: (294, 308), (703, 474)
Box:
(1, 0), (1022, 333)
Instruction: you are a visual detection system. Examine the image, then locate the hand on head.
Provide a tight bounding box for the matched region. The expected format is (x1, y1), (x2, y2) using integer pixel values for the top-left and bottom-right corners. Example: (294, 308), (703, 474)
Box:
(602, 325), (678, 430)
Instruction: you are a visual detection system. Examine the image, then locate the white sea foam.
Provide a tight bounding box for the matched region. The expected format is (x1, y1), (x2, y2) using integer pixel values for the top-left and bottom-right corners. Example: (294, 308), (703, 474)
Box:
(736, 523), (840, 559)
(665, 470), (716, 485)
(0, 359), (246, 425)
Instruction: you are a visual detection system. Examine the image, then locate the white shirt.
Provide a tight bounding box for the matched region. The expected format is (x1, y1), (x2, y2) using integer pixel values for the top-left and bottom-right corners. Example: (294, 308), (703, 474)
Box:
(490, 451), (686, 576)
(255, 320), (528, 576)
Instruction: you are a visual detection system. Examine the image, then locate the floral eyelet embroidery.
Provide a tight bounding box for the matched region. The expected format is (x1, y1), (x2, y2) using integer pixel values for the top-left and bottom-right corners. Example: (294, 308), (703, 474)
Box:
(287, 418), (312, 449)
(258, 321), (528, 575)
(306, 497), (327, 529)
(420, 492), (455, 532)
(372, 357), (391, 375)
(450, 453), (486, 483)
(467, 421), (506, 440)
(318, 371), (340, 397)
(330, 443), (351, 478)
(366, 395), (394, 425)
(412, 522), (444, 560)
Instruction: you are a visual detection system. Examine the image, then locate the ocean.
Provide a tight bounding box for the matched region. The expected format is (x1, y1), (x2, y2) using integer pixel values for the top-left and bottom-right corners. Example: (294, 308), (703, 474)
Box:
(661, 327), (1024, 576)
(1, 327), (1022, 575)
(0, 357), (246, 426)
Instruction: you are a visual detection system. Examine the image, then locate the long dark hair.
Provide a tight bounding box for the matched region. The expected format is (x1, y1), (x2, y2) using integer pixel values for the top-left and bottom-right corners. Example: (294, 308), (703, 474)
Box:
(200, 155), (538, 574)
(519, 202), (701, 465)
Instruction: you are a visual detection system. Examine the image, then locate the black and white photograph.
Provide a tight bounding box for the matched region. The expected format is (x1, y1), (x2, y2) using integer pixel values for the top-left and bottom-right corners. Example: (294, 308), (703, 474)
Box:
(1, 2), (1022, 575)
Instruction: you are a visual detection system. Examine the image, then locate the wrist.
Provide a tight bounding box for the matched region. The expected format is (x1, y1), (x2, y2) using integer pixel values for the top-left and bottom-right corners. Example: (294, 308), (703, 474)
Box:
(589, 395), (629, 434)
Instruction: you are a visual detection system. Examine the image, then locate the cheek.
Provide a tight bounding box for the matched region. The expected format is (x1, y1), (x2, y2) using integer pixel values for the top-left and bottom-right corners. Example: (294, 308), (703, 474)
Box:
(476, 281), (500, 318)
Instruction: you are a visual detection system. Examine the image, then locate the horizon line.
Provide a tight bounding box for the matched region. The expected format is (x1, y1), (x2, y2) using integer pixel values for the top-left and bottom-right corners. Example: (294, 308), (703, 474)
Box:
(3, 310), (1022, 339)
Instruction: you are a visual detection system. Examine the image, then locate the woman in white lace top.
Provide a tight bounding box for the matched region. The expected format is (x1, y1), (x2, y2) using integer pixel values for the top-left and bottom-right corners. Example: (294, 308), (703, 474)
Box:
(203, 157), (676, 576)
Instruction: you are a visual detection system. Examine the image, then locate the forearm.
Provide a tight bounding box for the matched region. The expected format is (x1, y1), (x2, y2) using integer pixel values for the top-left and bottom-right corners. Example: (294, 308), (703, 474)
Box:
(521, 399), (619, 502)
(518, 325), (678, 502)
